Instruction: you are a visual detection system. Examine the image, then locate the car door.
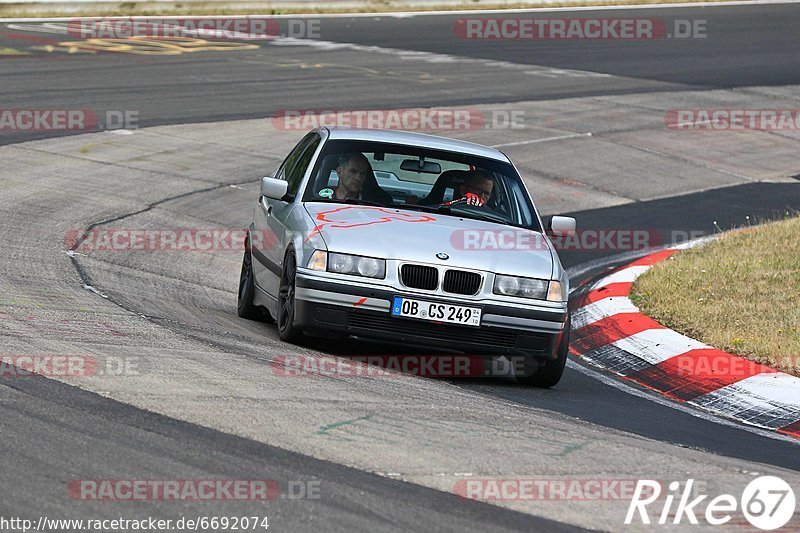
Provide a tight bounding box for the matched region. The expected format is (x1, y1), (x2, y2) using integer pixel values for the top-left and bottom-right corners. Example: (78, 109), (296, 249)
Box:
(252, 132), (321, 299)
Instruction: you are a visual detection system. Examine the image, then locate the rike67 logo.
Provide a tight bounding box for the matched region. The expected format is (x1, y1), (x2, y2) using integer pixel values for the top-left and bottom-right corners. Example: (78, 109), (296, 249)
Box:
(626, 476), (796, 530)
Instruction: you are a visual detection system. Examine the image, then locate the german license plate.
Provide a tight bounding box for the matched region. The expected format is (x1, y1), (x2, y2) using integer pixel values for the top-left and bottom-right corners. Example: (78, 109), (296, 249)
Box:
(391, 297), (481, 327)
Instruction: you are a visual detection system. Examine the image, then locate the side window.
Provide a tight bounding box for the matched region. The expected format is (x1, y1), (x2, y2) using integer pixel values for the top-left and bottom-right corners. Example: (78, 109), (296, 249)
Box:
(285, 136), (321, 196)
(275, 132), (316, 182)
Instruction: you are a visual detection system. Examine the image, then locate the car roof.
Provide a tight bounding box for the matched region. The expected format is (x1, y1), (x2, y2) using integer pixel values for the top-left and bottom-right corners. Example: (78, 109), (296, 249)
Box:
(322, 127), (510, 163)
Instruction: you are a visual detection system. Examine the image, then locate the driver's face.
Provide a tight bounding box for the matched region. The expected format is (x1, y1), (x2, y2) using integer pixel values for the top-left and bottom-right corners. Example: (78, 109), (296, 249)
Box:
(461, 177), (494, 203)
(337, 158), (369, 194)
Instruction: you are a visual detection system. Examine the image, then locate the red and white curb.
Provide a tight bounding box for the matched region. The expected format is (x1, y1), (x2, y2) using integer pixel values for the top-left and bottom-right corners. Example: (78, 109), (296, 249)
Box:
(570, 246), (800, 440)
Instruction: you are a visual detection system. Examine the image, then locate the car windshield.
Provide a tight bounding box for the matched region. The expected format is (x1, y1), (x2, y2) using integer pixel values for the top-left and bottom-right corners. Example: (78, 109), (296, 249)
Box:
(302, 139), (541, 231)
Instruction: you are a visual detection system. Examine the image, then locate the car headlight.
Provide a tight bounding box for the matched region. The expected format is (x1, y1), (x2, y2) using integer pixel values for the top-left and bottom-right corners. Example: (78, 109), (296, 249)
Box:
(327, 252), (385, 279)
(493, 275), (548, 300)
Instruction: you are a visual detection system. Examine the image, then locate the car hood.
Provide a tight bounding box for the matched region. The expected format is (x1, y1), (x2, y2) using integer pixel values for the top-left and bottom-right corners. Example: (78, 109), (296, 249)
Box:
(303, 203), (554, 279)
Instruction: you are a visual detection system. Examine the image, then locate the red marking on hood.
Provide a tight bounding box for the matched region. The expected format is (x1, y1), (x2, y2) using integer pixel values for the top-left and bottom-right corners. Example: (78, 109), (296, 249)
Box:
(306, 205), (435, 241)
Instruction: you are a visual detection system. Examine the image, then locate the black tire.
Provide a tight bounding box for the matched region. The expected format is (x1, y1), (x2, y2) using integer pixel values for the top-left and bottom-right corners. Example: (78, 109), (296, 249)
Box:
(237, 240), (275, 323)
(516, 314), (571, 388)
(237, 245), (261, 320)
(277, 250), (304, 343)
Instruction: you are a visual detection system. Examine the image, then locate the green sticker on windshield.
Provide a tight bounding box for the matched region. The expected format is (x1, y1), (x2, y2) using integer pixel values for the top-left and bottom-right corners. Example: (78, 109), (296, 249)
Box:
(319, 188), (334, 198)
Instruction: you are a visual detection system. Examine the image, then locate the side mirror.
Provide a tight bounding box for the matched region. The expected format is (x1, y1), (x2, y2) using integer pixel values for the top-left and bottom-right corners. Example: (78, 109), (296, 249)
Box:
(260, 176), (289, 200)
(548, 216), (576, 237)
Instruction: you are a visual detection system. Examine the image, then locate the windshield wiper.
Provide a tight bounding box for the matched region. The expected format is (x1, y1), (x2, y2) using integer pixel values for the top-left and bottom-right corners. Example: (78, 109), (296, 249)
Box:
(447, 207), (510, 225)
(398, 203), (450, 214)
(401, 202), (511, 225)
(333, 199), (513, 227)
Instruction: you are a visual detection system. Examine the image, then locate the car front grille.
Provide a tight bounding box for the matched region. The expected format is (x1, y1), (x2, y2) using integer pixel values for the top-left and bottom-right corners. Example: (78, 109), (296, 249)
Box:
(348, 311), (518, 349)
(443, 269), (481, 295)
(400, 264), (438, 291)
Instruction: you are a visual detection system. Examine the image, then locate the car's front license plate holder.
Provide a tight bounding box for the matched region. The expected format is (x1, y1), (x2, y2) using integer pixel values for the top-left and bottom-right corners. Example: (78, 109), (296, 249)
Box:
(390, 296), (482, 327)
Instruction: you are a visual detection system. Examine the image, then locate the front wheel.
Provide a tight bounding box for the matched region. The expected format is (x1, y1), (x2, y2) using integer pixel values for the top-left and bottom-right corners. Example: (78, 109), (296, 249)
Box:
(237, 246), (261, 320)
(237, 240), (274, 323)
(516, 315), (570, 388)
(277, 251), (303, 343)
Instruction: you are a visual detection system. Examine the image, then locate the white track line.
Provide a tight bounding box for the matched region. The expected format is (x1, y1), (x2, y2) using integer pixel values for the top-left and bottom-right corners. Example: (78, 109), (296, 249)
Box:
(491, 132), (592, 148)
(1, 0), (797, 22)
(268, 37), (610, 78)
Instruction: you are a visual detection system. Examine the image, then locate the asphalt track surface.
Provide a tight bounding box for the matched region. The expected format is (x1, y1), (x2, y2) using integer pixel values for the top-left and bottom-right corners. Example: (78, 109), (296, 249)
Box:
(1, 371), (579, 532)
(2, 2), (800, 145)
(2, 3), (800, 531)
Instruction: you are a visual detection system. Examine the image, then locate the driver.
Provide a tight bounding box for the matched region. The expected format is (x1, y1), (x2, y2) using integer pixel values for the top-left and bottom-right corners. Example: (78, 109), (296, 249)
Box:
(451, 169), (494, 207)
(333, 153), (370, 201)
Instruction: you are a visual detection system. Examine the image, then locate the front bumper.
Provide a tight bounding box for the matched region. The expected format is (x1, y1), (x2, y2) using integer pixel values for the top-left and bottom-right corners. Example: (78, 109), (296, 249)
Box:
(294, 271), (568, 358)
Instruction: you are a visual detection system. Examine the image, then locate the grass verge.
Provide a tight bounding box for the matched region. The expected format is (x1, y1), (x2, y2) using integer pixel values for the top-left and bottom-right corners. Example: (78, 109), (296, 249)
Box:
(631, 216), (800, 377)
